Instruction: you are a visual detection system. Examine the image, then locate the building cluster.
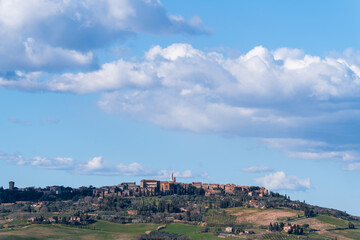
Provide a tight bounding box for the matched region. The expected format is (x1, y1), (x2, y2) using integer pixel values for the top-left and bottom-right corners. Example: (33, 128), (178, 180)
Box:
(282, 223), (303, 234)
(5, 173), (268, 199)
(92, 172), (268, 198)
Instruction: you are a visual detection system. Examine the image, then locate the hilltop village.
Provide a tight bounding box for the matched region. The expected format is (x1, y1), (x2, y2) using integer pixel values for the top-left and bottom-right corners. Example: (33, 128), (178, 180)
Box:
(3, 172), (268, 200)
(95, 173), (268, 199)
(0, 175), (356, 239)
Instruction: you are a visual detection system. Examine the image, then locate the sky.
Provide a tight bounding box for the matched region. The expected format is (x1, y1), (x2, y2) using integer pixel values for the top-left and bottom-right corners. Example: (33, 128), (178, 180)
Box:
(0, 0), (360, 216)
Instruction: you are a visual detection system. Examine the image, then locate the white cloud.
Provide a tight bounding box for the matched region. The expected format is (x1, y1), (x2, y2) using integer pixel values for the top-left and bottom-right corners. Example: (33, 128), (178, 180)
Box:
(4, 44), (360, 98)
(0, 0), (60, 29)
(0, 0), (208, 72)
(242, 166), (273, 173)
(23, 38), (94, 71)
(146, 43), (203, 61)
(30, 156), (73, 169)
(47, 60), (154, 93)
(0, 152), (73, 169)
(254, 171), (311, 191)
(287, 151), (357, 161)
(0, 152), (26, 165)
(117, 162), (151, 176)
(260, 138), (327, 151)
(2, 44), (360, 168)
(82, 156), (103, 171)
(260, 138), (360, 167)
(31, 156), (51, 166)
(0, 151), (207, 177)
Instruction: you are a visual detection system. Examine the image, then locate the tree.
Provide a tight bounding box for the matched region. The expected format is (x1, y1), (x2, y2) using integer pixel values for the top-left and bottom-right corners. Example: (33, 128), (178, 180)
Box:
(304, 207), (315, 217)
(268, 223), (274, 231)
(348, 222), (355, 229)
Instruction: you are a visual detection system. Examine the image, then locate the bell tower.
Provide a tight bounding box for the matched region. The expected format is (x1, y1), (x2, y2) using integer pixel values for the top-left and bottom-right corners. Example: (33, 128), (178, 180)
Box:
(170, 171), (174, 182)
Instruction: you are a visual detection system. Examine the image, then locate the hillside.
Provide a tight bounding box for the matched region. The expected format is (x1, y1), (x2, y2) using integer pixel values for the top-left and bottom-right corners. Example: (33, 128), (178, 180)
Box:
(0, 208), (359, 239)
(0, 188), (359, 239)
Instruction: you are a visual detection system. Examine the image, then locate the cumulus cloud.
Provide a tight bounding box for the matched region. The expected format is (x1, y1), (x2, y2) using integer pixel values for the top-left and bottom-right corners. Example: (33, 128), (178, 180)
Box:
(0, 0), (208, 72)
(242, 165), (273, 173)
(254, 171), (311, 191)
(2, 44), (360, 168)
(22, 38), (95, 71)
(82, 156), (104, 171)
(89, 44), (360, 142)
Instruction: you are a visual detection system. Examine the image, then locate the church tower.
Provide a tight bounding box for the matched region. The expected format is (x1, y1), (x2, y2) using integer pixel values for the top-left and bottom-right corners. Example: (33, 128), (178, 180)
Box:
(170, 171), (174, 182)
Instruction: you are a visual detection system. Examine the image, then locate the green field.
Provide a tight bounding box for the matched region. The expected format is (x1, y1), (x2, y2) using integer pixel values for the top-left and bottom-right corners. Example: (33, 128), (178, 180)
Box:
(89, 220), (160, 235)
(0, 219), (28, 227)
(0, 222), (220, 240)
(205, 209), (238, 225)
(0, 224), (116, 240)
(0, 213), (359, 239)
(161, 223), (226, 240)
(334, 229), (360, 239)
(0, 221), (160, 240)
(315, 214), (349, 228)
(263, 232), (332, 240)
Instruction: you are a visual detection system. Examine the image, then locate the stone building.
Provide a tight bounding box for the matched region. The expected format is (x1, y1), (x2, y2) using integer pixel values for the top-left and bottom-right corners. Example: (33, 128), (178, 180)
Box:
(192, 182), (202, 189)
(9, 181), (14, 190)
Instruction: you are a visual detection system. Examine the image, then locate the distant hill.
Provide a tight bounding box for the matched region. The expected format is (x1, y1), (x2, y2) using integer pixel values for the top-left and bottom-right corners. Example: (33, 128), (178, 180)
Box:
(0, 183), (359, 239)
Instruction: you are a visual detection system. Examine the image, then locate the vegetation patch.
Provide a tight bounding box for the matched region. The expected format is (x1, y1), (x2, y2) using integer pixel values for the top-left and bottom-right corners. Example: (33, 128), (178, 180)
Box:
(333, 229), (360, 239)
(316, 215), (349, 228)
(263, 232), (332, 239)
(161, 223), (220, 240)
(89, 220), (160, 234)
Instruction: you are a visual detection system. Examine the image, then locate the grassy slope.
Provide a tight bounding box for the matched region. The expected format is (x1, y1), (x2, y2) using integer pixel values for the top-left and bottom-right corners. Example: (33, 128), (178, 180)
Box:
(315, 214), (360, 239)
(0, 221), (160, 240)
(315, 214), (349, 228)
(90, 220), (160, 235)
(228, 207), (353, 239)
(0, 210), (359, 240)
(0, 219), (28, 226)
(0, 224), (116, 240)
(262, 232), (332, 240)
(334, 230), (360, 240)
(161, 223), (227, 240)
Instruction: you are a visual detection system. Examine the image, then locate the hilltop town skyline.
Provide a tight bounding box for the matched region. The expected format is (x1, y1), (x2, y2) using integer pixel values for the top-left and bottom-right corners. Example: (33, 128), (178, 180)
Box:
(2, 172), (269, 199)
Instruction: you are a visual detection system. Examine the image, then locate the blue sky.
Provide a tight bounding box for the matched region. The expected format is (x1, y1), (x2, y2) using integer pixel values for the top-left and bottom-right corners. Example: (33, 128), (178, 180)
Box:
(0, 0), (360, 216)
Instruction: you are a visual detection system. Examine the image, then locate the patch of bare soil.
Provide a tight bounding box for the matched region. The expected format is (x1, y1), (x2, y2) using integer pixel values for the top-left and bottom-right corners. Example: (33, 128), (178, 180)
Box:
(233, 209), (297, 225)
